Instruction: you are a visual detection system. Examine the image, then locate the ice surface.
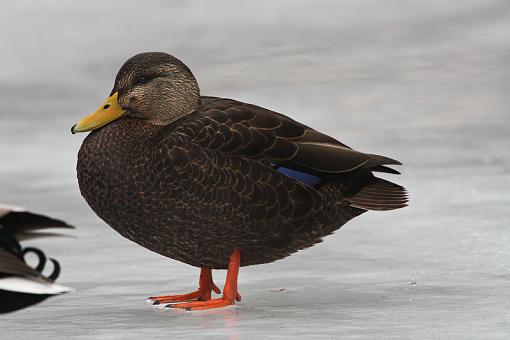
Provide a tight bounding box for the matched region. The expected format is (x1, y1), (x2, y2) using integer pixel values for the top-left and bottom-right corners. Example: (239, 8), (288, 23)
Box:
(0, 1), (509, 339)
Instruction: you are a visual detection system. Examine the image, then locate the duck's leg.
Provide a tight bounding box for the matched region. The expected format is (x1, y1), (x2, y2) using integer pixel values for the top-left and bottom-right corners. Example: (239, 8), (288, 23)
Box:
(149, 267), (221, 305)
(169, 249), (241, 310)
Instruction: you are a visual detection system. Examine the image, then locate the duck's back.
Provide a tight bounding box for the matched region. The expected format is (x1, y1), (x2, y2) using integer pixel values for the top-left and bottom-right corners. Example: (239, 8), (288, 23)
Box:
(77, 97), (407, 269)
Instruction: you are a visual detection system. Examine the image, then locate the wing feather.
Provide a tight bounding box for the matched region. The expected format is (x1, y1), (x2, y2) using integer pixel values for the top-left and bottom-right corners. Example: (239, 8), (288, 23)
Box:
(179, 97), (402, 177)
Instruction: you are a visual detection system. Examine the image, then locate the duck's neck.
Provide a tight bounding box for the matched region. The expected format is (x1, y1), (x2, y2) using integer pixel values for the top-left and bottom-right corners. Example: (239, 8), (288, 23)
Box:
(144, 85), (201, 126)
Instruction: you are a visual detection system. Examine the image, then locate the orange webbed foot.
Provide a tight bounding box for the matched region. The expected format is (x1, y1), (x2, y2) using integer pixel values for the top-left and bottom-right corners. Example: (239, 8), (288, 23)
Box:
(148, 268), (220, 305)
(169, 249), (241, 311)
(168, 296), (235, 310)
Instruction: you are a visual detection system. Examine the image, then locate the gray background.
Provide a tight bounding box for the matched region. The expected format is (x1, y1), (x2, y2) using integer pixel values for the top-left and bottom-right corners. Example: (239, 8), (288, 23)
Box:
(1, 0), (509, 339)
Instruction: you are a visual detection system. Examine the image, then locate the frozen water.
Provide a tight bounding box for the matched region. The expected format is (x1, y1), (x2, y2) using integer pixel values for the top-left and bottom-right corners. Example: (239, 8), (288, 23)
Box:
(1, 0), (509, 339)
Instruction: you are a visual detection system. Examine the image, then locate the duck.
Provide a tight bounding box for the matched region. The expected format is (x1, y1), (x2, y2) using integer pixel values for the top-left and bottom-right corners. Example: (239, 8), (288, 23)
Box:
(71, 52), (407, 310)
(0, 205), (73, 314)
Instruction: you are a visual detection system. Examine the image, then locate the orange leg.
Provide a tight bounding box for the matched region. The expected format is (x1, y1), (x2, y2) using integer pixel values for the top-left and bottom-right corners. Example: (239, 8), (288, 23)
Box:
(149, 267), (221, 305)
(169, 249), (242, 311)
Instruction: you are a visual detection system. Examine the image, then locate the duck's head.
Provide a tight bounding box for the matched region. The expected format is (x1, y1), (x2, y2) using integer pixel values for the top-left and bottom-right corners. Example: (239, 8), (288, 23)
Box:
(71, 52), (200, 134)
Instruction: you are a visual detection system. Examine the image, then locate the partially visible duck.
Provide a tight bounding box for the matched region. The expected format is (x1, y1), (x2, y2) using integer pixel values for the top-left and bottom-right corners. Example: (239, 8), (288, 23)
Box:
(0, 205), (73, 314)
(72, 52), (407, 310)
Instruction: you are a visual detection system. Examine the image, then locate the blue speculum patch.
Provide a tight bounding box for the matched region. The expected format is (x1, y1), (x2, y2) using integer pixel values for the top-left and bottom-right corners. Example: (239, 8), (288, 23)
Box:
(277, 167), (322, 187)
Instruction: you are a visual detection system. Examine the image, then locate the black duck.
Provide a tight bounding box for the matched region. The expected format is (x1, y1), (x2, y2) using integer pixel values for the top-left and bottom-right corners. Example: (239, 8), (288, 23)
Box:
(72, 52), (407, 310)
(0, 205), (73, 313)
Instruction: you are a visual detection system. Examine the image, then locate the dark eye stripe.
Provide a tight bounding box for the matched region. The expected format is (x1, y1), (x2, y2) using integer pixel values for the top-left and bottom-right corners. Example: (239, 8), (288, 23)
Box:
(132, 75), (162, 87)
(132, 76), (151, 87)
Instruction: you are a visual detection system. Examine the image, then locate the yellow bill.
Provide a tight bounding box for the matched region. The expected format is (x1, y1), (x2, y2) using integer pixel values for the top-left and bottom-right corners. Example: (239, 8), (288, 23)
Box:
(71, 92), (126, 134)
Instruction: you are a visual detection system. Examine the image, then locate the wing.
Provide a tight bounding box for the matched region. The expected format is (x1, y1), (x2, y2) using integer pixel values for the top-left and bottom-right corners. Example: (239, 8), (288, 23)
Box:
(170, 96), (401, 178)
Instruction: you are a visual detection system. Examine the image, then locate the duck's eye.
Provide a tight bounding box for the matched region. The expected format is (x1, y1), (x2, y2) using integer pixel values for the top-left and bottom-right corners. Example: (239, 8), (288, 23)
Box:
(133, 72), (165, 87)
(103, 104), (110, 110)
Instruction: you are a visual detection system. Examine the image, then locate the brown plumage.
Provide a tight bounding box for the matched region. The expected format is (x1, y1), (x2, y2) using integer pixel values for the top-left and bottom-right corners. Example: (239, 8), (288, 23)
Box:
(73, 52), (407, 309)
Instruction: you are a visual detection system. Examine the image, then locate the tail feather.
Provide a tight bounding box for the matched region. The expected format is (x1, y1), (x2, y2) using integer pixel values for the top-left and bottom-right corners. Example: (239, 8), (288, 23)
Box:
(346, 177), (408, 211)
(370, 165), (401, 175)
